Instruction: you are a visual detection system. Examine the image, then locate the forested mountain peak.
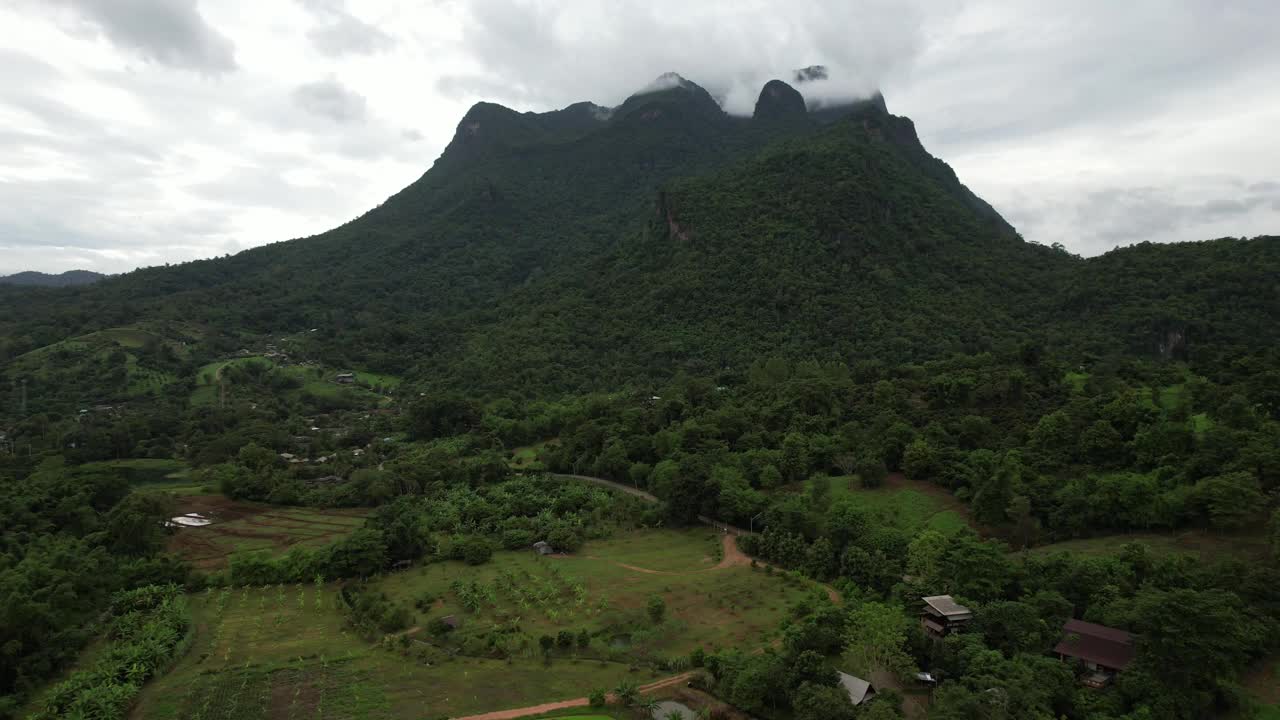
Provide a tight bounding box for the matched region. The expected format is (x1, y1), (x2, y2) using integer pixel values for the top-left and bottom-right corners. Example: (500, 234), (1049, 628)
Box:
(0, 269), (106, 287)
(753, 79), (807, 121)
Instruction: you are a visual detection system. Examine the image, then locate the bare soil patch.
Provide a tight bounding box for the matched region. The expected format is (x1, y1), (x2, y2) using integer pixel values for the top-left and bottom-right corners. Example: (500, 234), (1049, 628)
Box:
(166, 495), (369, 569)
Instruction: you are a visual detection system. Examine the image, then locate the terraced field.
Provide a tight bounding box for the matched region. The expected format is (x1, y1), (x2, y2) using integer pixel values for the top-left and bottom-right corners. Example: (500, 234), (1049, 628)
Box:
(167, 496), (369, 569)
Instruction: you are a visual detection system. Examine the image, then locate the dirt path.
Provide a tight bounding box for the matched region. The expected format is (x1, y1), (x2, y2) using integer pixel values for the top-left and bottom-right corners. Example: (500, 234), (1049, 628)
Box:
(449, 672), (695, 720)
(551, 473), (659, 503)
(550, 473), (840, 603)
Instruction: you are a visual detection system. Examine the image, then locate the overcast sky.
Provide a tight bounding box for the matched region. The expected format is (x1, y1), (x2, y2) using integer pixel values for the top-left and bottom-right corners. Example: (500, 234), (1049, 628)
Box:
(1, 0), (1277, 275)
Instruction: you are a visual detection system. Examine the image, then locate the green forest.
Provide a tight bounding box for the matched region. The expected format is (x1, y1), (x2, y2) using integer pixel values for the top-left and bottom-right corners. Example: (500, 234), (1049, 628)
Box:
(0, 75), (1277, 720)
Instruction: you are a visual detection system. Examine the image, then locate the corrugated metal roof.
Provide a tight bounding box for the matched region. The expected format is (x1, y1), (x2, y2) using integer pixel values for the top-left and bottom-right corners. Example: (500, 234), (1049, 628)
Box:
(1054, 619), (1136, 671)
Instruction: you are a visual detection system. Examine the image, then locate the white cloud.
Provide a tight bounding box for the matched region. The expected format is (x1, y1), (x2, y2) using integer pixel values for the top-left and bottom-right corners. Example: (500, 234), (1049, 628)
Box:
(0, 0), (1278, 275)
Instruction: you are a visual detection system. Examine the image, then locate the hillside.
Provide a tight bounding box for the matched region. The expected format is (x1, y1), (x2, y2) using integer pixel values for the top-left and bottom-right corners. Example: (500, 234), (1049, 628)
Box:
(2, 72), (1279, 720)
(0, 74), (1276, 404)
(0, 269), (105, 287)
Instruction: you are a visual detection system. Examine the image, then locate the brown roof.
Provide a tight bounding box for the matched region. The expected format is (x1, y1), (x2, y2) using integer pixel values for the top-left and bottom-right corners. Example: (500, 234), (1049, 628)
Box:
(922, 595), (972, 619)
(1054, 619), (1136, 671)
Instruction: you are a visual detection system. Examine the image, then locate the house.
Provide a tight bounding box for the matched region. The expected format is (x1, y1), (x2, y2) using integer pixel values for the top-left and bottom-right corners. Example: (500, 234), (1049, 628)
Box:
(837, 672), (876, 706)
(921, 595), (972, 637)
(1054, 619), (1136, 688)
(440, 615), (460, 629)
(335, 372), (355, 384)
(532, 541), (556, 556)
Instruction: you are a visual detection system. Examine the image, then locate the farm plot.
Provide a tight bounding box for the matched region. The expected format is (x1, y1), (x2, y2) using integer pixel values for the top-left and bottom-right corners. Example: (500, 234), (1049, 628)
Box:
(131, 584), (662, 720)
(377, 528), (820, 662)
(167, 496), (369, 569)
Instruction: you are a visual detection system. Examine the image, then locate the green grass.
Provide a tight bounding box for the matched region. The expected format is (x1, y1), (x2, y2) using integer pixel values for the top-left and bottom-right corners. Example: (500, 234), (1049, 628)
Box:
(377, 529), (816, 661)
(1064, 371), (1089, 393)
(76, 458), (188, 484)
(510, 440), (556, 470)
(1025, 529), (1271, 562)
(1189, 412), (1214, 435)
(352, 370), (402, 390)
(169, 499), (369, 569)
(803, 476), (971, 535)
(131, 585), (675, 720)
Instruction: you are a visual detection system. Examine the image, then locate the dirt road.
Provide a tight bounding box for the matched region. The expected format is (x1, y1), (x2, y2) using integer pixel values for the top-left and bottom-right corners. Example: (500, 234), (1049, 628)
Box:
(449, 672), (695, 720)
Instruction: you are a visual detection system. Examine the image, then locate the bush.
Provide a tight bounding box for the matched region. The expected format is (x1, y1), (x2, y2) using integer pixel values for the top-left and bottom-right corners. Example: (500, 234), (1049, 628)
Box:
(456, 536), (494, 565)
(588, 688), (607, 707)
(647, 595), (667, 624)
(557, 630), (574, 648)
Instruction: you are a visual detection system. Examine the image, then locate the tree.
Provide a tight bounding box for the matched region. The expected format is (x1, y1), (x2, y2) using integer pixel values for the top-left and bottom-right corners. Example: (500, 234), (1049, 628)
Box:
(103, 491), (174, 556)
(902, 438), (938, 479)
(786, 649), (837, 690)
(971, 451), (1020, 525)
(855, 457), (888, 488)
(612, 680), (639, 707)
(577, 628), (591, 649)
(1194, 471), (1264, 530)
(782, 432), (811, 482)
(845, 602), (913, 677)
(1127, 587), (1259, 718)
(759, 464), (784, 490)
(971, 601), (1053, 656)
(647, 595), (666, 624)
(539, 634), (554, 654)
(906, 529), (947, 583)
(791, 681), (856, 720)
(1270, 508), (1280, 562)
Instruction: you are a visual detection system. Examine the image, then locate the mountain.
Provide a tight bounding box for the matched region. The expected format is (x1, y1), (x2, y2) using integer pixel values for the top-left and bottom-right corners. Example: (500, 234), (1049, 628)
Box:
(0, 269), (105, 287)
(0, 74), (1276, 402)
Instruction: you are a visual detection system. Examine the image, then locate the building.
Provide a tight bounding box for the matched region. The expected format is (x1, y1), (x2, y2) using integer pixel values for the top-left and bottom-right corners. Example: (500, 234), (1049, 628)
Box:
(532, 540), (556, 556)
(921, 595), (973, 637)
(1054, 619), (1135, 688)
(335, 372), (355, 384)
(837, 672), (876, 706)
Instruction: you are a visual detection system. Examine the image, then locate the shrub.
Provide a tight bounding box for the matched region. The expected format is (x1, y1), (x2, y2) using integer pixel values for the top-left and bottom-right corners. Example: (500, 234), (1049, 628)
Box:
(647, 595), (666, 624)
(588, 688), (607, 707)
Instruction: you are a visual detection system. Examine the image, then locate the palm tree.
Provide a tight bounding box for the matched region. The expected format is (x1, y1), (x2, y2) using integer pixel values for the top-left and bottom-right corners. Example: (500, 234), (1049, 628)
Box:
(612, 680), (639, 707)
(636, 695), (661, 715)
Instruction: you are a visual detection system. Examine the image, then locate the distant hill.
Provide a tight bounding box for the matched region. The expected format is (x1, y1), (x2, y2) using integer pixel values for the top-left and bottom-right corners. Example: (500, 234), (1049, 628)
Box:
(0, 269), (106, 287)
(0, 72), (1276, 398)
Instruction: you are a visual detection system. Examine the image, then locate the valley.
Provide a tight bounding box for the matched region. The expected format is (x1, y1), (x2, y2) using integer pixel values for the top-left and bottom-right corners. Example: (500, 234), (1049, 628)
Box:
(0, 68), (1276, 720)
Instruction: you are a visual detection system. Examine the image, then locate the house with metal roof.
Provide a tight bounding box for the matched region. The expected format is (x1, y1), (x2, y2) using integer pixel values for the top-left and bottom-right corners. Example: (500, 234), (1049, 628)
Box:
(1054, 618), (1136, 688)
(837, 672), (876, 706)
(920, 595), (972, 637)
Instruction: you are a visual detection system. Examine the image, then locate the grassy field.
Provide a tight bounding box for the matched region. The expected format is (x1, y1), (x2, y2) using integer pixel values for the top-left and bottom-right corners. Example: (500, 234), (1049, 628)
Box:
(190, 358), (391, 407)
(168, 496), (370, 569)
(132, 529), (802, 719)
(1064, 371), (1089, 393)
(131, 584), (663, 720)
(510, 440), (557, 470)
(352, 370), (402, 390)
(1025, 529), (1271, 562)
(78, 458), (189, 484)
(376, 528), (817, 664)
(800, 474), (973, 535)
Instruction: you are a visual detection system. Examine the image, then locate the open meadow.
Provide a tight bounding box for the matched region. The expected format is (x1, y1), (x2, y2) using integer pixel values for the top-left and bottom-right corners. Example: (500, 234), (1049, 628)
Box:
(797, 473), (974, 536)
